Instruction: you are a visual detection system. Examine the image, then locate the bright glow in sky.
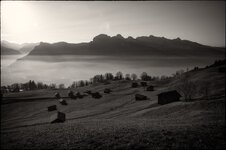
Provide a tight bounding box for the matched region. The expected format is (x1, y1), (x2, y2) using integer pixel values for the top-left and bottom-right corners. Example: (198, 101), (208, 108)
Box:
(1, 1), (225, 46)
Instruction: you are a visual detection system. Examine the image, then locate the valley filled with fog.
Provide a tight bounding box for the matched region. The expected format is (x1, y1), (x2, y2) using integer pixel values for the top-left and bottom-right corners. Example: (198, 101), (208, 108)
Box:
(1, 55), (221, 86)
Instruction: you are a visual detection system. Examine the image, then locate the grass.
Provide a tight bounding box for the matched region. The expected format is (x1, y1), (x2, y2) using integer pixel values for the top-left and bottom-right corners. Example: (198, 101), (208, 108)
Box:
(1, 119), (225, 149)
(1, 64), (225, 149)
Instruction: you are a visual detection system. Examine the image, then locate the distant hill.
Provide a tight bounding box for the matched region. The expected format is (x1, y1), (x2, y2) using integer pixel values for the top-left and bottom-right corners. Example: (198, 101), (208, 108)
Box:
(1, 40), (22, 50)
(27, 34), (225, 57)
(19, 43), (40, 54)
(1, 45), (21, 55)
(1, 40), (39, 54)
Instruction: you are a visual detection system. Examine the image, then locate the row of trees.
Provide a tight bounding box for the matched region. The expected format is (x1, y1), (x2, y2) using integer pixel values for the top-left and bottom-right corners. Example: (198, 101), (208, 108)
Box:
(68, 71), (174, 88)
(1, 80), (68, 93)
(90, 72), (170, 83)
(1, 69), (184, 93)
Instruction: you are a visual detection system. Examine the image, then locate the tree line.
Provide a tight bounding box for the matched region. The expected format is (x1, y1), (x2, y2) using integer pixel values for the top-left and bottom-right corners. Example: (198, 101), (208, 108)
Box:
(1, 66), (203, 94)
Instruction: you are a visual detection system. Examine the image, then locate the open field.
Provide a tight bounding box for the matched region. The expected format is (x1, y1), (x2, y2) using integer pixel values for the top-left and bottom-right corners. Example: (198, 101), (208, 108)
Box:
(1, 64), (225, 149)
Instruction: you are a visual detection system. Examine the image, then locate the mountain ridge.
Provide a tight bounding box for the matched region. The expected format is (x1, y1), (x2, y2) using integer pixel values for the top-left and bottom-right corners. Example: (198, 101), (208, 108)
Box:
(27, 34), (224, 57)
(1, 40), (39, 54)
(1, 45), (21, 55)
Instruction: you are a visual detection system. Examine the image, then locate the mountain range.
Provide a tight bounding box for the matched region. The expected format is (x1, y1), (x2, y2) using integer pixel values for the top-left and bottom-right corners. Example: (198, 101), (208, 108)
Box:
(1, 40), (39, 55)
(1, 45), (21, 55)
(1, 34), (225, 57)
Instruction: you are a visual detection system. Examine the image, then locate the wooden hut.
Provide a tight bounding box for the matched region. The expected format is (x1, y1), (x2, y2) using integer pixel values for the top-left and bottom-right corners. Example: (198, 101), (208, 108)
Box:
(92, 92), (102, 99)
(84, 90), (92, 95)
(140, 81), (147, 87)
(131, 82), (138, 88)
(104, 88), (112, 94)
(146, 85), (154, 91)
(54, 92), (61, 99)
(76, 92), (83, 99)
(157, 90), (181, 105)
(68, 91), (76, 99)
(135, 94), (148, 101)
(59, 99), (67, 105)
(50, 112), (66, 123)
(47, 105), (57, 111)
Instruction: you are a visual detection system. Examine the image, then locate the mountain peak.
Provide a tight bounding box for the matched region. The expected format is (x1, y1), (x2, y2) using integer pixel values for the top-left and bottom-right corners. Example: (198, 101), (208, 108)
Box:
(93, 34), (111, 42)
(115, 34), (124, 39)
(174, 37), (181, 41)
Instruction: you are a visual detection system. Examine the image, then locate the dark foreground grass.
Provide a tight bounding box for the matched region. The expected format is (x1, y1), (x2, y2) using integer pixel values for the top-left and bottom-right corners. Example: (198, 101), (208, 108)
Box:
(1, 119), (225, 150)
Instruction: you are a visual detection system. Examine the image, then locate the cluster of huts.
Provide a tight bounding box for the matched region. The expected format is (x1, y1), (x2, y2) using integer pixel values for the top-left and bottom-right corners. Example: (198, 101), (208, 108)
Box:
(132, 81), (181, 104)
(131, 81), (154, 91)
(47, 81), (181, 124)
(47, 88), (112, 123)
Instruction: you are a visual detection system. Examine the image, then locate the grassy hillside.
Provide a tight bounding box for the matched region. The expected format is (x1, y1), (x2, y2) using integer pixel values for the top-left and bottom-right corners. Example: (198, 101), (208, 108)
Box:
(1, 64), (225, 149)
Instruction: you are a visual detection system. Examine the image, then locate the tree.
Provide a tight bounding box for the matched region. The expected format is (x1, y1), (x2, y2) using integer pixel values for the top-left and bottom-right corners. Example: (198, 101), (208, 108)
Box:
(125, 74), (131, 80)
(49, 83), (56, 89)
(59, 83), (65, 89)
(85, 80), (89, 86)
(93, 75), (104, 83)
(115, 71), (123, 80)
(177, 74), (197, 101)
(131, 73), (137, 80)
(105, 73), (114, 80)
(70, 81), (77, 88)
(11, 83), (20, 92)
(1, 86), (8, 93)
(28, 80), (37, 90)
(79, 80), (85, 87)
(140, 72), (150, 81)
(173, 69), (185, 78)
(199, 81), (211, 100)
(160, 75), (167, 80)
(37, 82), (44, 89)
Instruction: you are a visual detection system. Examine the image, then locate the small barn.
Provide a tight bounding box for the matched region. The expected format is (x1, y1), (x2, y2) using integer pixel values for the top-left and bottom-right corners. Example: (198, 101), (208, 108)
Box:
(59, 99), (67, 105)
(146, 85), (154, 91)
(47, 105), (57, 111)
(55, 92), (61, 99)
(104, 88), (112, 94)
(135, 94), (148, 101)
(92, 92), (102, 99)
(157, 90), (181, 105)
(50, 112), (66, 123)
(84, 90), (92, 95)
(131, 82), (138, 88)
(68, 91), (76, 99)
(140, 81), (147, 87)
(76, 92), (84, 99)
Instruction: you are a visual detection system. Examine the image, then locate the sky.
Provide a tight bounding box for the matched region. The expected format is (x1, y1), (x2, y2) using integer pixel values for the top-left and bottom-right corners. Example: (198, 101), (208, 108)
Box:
(1, 1), (225, 47)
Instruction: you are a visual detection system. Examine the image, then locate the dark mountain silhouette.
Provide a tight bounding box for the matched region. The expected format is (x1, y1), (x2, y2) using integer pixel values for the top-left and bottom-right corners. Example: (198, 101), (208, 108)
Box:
(26, 34), (225, 57)
(1, 45), (21, 55)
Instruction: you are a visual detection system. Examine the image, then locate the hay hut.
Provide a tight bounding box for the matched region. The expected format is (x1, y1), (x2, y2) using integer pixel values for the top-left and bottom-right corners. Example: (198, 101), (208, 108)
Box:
(47, 105), (57, 111)
(131, 82), (138, 88)
(140, 81), (147, 87)
(157, 90), (181, 105)
(55, 92), (61, 99)
(104, 88), (112, 94)
(92, 92), (102, 99)
(50, 112), (66, 123)
(59, 99), (67, 105)
(147, 85), (154, 91)
(135, 94), (148, 101)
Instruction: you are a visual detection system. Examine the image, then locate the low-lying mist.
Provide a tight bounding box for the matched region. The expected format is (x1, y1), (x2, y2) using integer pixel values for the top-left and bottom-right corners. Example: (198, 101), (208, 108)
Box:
(1, 55), (224, 86)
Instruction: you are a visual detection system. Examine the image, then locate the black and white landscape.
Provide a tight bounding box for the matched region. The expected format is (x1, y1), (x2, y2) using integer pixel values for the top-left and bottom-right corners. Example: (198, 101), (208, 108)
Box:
(1, 1), (225, 150)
